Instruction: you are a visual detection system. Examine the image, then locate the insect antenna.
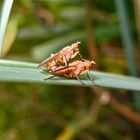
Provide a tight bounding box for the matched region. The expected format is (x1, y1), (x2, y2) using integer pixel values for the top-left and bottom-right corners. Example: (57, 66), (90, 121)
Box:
(37, 58), (50, 68)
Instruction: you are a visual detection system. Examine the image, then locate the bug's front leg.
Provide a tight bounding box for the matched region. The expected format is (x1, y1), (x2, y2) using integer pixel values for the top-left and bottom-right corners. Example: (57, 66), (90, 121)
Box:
(62, 56), (68, 66)
(78, 52), (85, 61)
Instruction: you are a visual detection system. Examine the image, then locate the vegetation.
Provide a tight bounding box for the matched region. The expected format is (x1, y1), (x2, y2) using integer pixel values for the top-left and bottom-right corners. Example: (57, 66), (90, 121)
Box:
(0, 0), (140, 140)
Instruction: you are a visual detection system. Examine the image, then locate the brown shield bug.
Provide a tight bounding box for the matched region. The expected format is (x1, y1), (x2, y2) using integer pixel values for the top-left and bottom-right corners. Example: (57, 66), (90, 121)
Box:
(48, 60), (96, 84)
(38, 42), (96, 85)
(38, 42), (82, 72)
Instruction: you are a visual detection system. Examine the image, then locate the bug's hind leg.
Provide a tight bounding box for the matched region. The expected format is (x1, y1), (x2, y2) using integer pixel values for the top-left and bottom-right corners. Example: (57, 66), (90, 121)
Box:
(86, 71), (97, 86)
(76, 76), (86, 85)
(44, 75), (56, 80)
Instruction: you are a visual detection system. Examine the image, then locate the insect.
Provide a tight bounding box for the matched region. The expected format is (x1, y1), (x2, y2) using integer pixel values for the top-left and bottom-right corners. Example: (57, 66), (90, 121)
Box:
(46, 60), (96, 84)
(38, 42), (96, 85)
(38, 42), (82, 72)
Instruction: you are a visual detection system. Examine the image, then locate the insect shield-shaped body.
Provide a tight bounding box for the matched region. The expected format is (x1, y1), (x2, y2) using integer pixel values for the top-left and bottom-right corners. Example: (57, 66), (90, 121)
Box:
(52, 60), (95, 79)
(38, 42), (81, 72)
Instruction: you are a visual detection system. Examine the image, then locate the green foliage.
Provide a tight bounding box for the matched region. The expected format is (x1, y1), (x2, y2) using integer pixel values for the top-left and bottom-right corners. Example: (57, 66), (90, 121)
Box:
(0, 60), (140, 91)
(0, 0), (14, 55)
(0, 0), (140, 139)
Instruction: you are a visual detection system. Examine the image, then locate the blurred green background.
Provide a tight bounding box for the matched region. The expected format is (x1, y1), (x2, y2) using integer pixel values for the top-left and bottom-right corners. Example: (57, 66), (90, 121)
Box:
(0, 0), (140, 139)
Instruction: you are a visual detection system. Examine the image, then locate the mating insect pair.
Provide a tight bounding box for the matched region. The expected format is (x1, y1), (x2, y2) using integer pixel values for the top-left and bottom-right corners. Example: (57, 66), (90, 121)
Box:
(38, 42), (96, 84)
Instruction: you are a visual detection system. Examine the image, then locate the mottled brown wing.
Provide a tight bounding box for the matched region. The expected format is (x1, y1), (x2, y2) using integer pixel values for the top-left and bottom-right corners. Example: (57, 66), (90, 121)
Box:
(52, 65), (77, 78)
(37, 53), (59, 68)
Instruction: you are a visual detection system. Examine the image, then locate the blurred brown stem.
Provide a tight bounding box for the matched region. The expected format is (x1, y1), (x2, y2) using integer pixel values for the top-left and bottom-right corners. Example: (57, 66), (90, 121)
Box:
(55, 89), (140, 140)
(110, 95), (140, 125)
(86, 0), (99, 69)
(93, 88), (140, 125)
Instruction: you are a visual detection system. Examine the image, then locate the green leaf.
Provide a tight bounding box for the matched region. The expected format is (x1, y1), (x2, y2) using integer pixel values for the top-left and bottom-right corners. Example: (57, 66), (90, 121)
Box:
(0, 0), (14, 56)
(31, 24), (119, 61)
(0, 60), (140, 91)
(2, 15), (20, 57)
(17, 24), (74, 40)
(31, 30), (84, 61)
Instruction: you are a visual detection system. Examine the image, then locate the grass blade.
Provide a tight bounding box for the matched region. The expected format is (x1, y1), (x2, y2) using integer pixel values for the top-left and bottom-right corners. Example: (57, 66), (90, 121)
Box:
(115, 0), (140, 111)
(0, 0), (14, 56)
(0, 60), (140, 91)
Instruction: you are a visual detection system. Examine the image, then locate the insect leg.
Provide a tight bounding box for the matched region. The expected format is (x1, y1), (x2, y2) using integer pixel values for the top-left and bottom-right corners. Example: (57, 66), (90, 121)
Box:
(44, 75), (56, 80)
(76, 76), (85, 85)
(63, 56), (68, 66)
(78, 53), (86, 61)
(86, 71), (97, 86)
